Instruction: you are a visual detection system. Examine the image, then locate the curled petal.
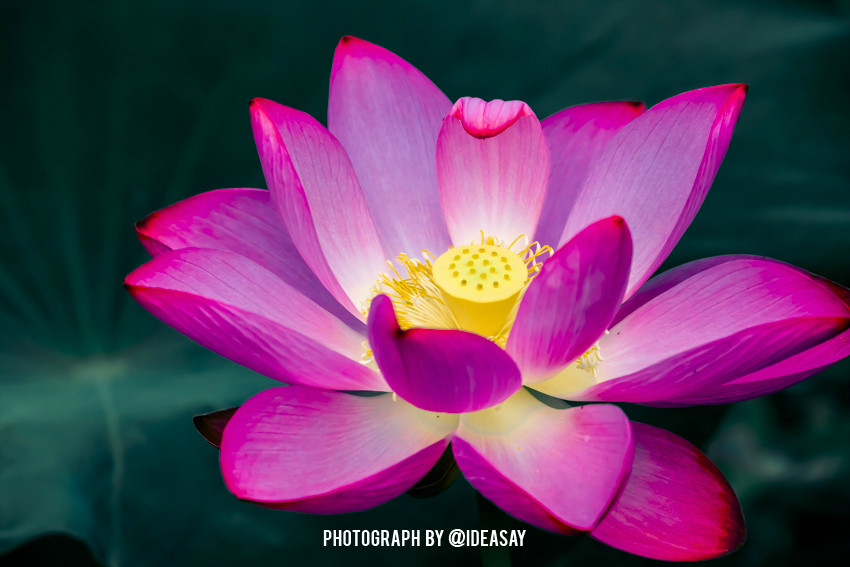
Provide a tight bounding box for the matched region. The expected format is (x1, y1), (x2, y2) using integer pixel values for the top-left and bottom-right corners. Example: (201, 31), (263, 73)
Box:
(451, 98), (530, 138)
(508, 216), (632, 383)
(454, 389), (633, 531)
(367, 295), (521, 413)
(125, 248), (386, 391)
(561, 84), (748, 299)
(551, 256), (850, 404)
(328, 36), (452, 257)
(534, 101), (645, 247)
(438, 97), (549, 244)
(251, 98), (388, 320)
(592, 423), (745, 561)
(221, 386), (457, 513)
(135, 187), (357, 327)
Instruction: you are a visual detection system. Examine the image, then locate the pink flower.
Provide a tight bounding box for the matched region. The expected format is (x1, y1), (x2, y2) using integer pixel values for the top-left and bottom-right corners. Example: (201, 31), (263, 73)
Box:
(125, 37), (850, 560)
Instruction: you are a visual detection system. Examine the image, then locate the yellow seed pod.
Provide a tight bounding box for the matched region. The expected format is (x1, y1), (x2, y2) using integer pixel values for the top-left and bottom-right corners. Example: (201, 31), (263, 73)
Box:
(432, 244), (527, 337)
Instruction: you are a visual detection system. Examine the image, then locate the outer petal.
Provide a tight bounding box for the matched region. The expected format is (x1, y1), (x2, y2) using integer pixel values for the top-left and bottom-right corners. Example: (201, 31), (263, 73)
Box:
(221, 386), (457, 513)
(507, 216), (632, 384)
(125, 248), (386, 391)
(547, 256), (850, 403)
(655, 274), (850, 405)
(438, 97), (549, 245)
(453, 389), (633, 531)
(534, 101), (645, 247)
(609, 255), (733, 326)
(591, 423), (745, 561)
(135, 187), (358, 328)
(655, 329), (850, 406)
(367, 295), (521, 413)
(561, 84), (748, 299)
(251, 98), (387, 320)
(328, 36), (452, 257)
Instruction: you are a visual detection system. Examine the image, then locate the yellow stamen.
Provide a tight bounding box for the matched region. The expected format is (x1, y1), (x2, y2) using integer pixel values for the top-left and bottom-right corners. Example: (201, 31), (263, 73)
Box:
(359, 340), (374, 364)
(577, 330), (608, 376)
(364, 253), (457, 331)
(576, 343), (603, 377)
(532, 336), (608, 397)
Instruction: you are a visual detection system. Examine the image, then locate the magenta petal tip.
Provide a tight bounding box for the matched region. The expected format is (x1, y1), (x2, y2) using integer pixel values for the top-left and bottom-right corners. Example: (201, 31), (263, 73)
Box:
(592, 423), (746, 561)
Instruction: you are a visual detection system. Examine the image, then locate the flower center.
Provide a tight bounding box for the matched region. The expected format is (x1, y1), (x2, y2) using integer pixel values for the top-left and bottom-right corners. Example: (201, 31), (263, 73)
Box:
(362, 233), (609, 389)
(431, 244), (527, 337)
(365, 234), (551, 346)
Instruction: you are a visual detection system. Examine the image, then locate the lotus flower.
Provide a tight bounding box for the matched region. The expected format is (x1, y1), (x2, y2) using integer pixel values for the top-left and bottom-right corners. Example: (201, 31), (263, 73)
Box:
(125, 37), (850, 561)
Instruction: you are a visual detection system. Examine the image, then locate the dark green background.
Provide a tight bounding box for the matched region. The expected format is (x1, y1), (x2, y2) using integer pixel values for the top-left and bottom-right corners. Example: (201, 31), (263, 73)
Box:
(2, 0), (849, 565)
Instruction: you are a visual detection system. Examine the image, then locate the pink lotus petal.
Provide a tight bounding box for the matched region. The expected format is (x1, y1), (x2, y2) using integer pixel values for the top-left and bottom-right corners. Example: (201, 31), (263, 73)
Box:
(221, 386), (456, 513)
(610, 255), (733, 326)
(251, 98), (388, 320)
(438, 97), (549, 245)
(328, 36), (452, 257)
(125, 248), (386, 391)
(652, 274), (850, 406)
(591, 423), (745, 561)
(454, 390), (632, 531)
(452, 439), (578, 535)
(136, 230), (169, 256)
(567, 256), (850, 403)
(654, 328), (850, 406)
(534, 101), (645, 247)
(367, 294), (521, 413)
(561, 84), (748, 299)
(508, 216), (632, 384)
(135, 187), (358, 328)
